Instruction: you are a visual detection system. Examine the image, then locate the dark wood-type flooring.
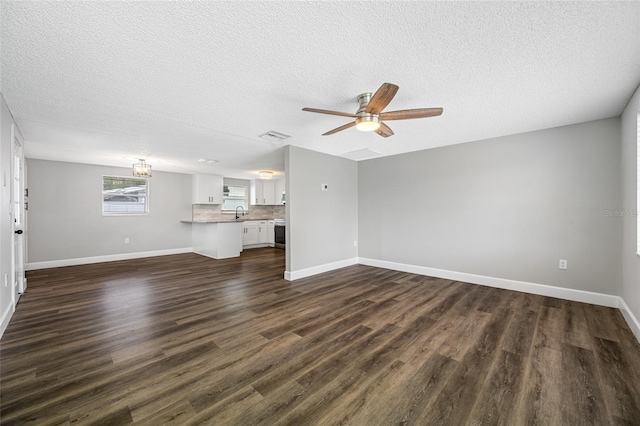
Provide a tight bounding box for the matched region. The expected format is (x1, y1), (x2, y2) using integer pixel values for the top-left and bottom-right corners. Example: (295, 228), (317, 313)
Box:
(2, 248), (640, 425)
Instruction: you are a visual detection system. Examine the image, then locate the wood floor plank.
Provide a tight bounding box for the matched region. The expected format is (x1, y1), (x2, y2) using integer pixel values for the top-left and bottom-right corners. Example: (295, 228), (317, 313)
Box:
(183, 332), (302, 413)
(175, 385), (261, 426)
(467, 349), (525, 425)
(251, 325), (374, 397)
(501, 307), (538, 356)
(194, 381), (304, 426)
(446, 282), (489, 317)
(419, 307), (514, 425)
(1, 249), (639, 425)
(560, 342), (608, 425)
(585, 304), (623, 343)
(563, 300), (595, 350)
(132, 398), (198, 425)
(438, 309), (492, 361)
(313, 359), (408, 426)
(513, 345), (563, 425)
(591, 337), (640, 423)
(389, 293), (445, 328)
(276, 315), (439, 425)
(359, 354), (458, 425)
(533, 305), (565, 351)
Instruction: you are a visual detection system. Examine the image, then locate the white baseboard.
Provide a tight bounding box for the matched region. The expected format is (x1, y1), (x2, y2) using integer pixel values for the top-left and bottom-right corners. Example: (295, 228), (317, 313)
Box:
(357, 257), (620, 308)
(26, 248), (194, 271)
(243, 243), (270, 249)
(619, 298), (640, 343)
(284, 257), (359, 281)
(0, 303), (15, 339)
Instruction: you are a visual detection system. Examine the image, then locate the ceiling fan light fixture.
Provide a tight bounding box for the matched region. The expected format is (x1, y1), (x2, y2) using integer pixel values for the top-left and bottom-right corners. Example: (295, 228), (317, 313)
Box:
(355, 115), (380, 132)
(303, 83), (442, 137)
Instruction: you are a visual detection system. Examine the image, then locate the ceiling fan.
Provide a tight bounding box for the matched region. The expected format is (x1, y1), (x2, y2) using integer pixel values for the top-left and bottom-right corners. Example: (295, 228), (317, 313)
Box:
(302, 83), (443, 138)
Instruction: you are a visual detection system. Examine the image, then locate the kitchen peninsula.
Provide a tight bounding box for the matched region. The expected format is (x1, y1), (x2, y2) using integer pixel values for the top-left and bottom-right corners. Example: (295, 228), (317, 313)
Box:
(182, 220), (242, 259)
(184, 188), (285, 259)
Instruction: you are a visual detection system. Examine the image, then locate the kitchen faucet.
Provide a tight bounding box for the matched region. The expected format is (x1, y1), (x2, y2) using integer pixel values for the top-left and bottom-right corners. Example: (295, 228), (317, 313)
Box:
(235, 206), (245, 220)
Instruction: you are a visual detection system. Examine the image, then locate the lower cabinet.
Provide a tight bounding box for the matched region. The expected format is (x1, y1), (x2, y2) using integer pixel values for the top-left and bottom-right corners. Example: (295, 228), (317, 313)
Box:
(242, 221), (259, 245)
(242, 220), (270, 247)
(242, 220), (275, 247)
(257, 220), (267, 244)
(267, 220), (275, 246)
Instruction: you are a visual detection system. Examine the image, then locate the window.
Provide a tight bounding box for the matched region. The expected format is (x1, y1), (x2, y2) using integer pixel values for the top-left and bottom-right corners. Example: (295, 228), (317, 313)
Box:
(222, 185), (248, 212)
(102, 176), (148, 215)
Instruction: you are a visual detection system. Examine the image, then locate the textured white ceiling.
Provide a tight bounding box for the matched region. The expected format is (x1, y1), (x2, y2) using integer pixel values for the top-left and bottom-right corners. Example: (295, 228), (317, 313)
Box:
(1, 1), (639, 179)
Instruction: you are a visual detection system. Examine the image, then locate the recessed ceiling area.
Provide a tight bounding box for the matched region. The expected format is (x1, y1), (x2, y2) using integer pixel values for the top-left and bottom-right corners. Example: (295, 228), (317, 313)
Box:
(1, 1), (639, 179)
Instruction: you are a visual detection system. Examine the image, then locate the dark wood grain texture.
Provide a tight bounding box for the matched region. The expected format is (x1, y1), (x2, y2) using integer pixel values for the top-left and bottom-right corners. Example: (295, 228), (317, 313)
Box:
(1, 248), (639, 425)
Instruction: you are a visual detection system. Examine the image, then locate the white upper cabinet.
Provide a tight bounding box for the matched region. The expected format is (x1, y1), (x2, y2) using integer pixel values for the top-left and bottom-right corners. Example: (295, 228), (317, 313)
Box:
(274, 179), (285, 206)
(193, 174), (223, 204)
(251, 179), (264, 205)
(262, 182), (275, 206)
(250, 179), (285, 205)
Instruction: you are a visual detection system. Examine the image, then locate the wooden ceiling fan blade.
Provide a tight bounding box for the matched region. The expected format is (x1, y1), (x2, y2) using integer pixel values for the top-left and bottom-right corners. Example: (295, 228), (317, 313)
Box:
(365, 83), (399, 114)
(380, 108), (443, 121)
(323, 121), (356, 136)
(375, 122), (394, 138)
(302, 107), (358, 118)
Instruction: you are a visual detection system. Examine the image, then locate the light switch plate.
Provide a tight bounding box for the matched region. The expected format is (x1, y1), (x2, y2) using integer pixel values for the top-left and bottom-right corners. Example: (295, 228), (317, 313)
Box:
(321, 184), (328, 191)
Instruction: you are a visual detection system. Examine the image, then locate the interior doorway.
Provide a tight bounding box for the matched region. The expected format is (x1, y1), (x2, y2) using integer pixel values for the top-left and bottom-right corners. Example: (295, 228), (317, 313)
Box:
(11, 125), (25, 302)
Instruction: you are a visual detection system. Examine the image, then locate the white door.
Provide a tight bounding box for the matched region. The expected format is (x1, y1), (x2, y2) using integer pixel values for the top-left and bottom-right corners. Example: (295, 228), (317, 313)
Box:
(11, 129), (25, 298)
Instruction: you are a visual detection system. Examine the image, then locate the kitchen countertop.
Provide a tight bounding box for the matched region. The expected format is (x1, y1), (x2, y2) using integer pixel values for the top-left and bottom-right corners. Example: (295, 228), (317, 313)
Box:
(181, 218), (276, 224)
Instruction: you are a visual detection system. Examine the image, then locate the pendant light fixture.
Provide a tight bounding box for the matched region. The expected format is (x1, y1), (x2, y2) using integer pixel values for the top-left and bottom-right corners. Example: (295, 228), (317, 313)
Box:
(133, 159), (152, 177)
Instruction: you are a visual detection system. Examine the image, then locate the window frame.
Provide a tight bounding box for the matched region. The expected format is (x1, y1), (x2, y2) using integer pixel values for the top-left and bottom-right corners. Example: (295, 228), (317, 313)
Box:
(102, 175), (150, 216)
(221, 184), (249, 213)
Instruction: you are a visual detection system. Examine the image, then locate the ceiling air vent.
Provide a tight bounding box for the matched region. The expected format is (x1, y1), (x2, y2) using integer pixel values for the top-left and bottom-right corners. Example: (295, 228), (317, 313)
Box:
(259, 130), (291, 142)
(341, 148), (381, 161)
(196, 158), (218, 164)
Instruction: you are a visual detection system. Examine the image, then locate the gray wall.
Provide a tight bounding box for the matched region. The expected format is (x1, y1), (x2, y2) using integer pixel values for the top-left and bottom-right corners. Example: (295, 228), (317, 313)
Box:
(286, 145), (358, 273)
(621, 84), (640, 322)
(359, 118), (621, 294)
(26, 159), (192, 263)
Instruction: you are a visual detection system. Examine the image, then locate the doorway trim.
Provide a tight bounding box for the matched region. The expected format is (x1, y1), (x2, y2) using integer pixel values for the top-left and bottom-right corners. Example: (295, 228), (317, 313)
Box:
(10, 123), (26, 304)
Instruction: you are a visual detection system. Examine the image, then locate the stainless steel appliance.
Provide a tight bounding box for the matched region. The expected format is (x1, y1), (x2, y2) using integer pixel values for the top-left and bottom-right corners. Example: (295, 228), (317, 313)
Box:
(274, 219), (285, 249)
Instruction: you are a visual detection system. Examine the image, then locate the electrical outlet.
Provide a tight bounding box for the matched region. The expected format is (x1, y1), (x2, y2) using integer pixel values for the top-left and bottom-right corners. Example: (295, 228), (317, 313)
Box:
(559, 259), (567, 270)
(353, 240), (358, 247)
(124, 238), (130, 244)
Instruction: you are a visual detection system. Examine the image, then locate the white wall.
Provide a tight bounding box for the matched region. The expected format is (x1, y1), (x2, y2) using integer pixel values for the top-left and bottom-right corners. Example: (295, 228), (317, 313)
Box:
(359, 118), (621, 296)
(0, 95), (22, 337)
(285, 145), (358, 279)
(621, 83), (640, 337)
(26, 159), (192, 268)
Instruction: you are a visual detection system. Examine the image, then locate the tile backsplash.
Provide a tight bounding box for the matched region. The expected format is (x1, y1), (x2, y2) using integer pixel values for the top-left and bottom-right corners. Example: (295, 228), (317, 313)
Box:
(192, 204), (285, 222)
